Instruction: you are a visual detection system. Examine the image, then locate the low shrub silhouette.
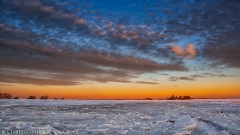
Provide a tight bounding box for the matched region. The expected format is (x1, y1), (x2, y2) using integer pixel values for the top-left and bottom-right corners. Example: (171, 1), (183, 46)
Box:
(40, 95), (48, 99)
(27, 95), (36, 99)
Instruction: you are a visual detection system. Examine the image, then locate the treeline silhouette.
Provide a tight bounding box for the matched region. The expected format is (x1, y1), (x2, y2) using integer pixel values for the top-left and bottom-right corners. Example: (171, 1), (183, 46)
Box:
(167, 95), (191, 100)
(0, 93), (12, 99)
(0, 93), (64, 100)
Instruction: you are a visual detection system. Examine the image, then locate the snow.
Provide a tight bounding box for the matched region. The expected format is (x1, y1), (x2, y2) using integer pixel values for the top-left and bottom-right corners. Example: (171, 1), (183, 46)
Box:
(0, 99), (239, 135)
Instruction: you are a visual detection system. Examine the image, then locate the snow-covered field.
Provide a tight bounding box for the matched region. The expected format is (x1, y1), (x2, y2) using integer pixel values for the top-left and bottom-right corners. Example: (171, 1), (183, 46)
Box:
(0, 99), (239, 135)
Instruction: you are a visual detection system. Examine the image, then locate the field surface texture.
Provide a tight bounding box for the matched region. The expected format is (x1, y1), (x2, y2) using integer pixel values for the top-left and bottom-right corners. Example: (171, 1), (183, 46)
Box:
(0, 99), (240, 135)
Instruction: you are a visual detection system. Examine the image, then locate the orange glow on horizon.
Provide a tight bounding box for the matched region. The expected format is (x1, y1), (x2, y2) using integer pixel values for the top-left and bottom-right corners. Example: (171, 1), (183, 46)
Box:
(1, 80), (240, 99)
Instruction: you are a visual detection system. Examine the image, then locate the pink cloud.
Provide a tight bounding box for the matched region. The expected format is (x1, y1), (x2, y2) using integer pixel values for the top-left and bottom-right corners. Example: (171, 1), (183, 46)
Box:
(75, 18), (86, 25)
(169, 44), (197, 59)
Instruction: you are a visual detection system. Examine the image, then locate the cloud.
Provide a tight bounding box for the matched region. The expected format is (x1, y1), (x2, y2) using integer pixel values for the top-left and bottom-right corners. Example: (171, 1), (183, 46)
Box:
(169, 76), (195, 81)
(1, 0), (239, 86)
(0, 67), (134, 86)
(10, 1), (163, 46)
(13, 1), (87, 26)
(135, 81), (159, 85)
(0, 36), (186, 85)
(169, 44), (197, 59)
(0, 83), (14, 86)
(161, 0), (240, 68)
(191, 73), (240, 78)
(169, 73), (239, 82)
(158, 73), (169, 76)
(0, 38), (186, 72)
(0, 71), (79, 86)
(202, 30), (240, 68)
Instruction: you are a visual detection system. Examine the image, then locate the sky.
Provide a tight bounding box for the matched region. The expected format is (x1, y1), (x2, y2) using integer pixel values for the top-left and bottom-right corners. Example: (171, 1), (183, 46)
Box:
(0, 0), (240, 99)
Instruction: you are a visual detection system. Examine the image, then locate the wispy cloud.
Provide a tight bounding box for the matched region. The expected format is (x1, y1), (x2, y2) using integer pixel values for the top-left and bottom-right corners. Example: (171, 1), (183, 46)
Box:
(169, 76), (195, 81)
(135, 81), (159, 85)
(169, 73), (239, 82)
(0, 83), (14, 86)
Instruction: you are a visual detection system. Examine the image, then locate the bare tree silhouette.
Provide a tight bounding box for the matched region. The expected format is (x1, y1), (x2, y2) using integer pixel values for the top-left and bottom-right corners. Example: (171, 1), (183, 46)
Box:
(0, 93), (12, 99)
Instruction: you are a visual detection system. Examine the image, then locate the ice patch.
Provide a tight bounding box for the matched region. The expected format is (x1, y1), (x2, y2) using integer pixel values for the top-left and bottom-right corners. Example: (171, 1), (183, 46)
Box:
(184, 123), (197, 130)
(133, 122), (141, 125)
(116, 129), (129, 134)
(140, 127), (150, 131)
(175, 131), (192, 135)
(87, 129), (108, 133)
(208, 130), (231, 135)
(156, 120), (165, 124)
(103, 123), (113, 127)
(140, 115), (152, 121)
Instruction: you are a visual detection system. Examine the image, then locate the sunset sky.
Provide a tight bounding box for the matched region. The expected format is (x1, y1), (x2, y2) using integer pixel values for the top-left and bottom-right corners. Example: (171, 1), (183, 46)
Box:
(0, 0), (239, 99)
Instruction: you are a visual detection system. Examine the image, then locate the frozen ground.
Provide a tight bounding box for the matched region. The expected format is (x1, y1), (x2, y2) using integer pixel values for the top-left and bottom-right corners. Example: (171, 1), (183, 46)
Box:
(0, 99), (240, 135)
